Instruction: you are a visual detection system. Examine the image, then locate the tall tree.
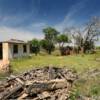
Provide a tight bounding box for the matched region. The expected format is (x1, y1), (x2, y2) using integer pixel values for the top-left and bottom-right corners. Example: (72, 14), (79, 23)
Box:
(57, 34), (69, 55)
(41, 27), (59, 54)
(43, 27), (59, 43)
(57, 34), (69, 48)
(40, 39), (55, 54)
(83, 17), (100, 53)
(64, 17), (100, 53)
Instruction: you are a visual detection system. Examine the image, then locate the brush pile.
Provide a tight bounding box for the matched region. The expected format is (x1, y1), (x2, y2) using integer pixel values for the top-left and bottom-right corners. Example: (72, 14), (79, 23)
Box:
(0, 67), (77, 100)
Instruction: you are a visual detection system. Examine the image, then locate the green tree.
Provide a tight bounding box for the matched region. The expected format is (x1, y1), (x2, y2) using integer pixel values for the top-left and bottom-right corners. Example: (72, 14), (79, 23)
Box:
(57, 34), (69, 48)
(41, 27), (59, 54)
(40, 39), (55, 54)
(43, 27), (59, 43)
(57, 34), (69, 55)
(30, 39), (40, 55)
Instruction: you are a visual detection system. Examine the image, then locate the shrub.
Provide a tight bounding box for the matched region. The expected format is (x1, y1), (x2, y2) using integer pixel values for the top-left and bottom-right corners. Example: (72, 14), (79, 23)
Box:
(90, 85), (100, 96)
(69, 89), (80, 100)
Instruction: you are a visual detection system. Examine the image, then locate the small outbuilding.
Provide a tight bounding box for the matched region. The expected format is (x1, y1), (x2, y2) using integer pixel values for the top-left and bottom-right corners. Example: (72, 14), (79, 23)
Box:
(0, 39), (30, 60)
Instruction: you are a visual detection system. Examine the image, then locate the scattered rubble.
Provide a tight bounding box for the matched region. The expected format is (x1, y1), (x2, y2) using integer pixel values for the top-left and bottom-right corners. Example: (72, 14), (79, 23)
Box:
(0, 67), (77, 100)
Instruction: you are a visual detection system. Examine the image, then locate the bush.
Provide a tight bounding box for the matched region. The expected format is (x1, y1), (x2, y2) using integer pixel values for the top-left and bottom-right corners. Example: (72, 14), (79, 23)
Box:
(29, 39), (40, 55)
(90, 85), (100, 96)
(69, 89), (80, 100)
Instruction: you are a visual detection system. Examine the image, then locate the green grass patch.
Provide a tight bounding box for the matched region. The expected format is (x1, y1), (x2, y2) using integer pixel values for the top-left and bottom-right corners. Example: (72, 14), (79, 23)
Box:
(11, 51), (100, 74)
(72, 75), (100, 99)
(1, 51), (100, 98)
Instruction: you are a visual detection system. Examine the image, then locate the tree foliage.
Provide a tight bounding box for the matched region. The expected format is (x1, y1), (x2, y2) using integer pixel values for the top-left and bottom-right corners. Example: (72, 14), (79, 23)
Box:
(56, 34), (70, 55)
(30, 39), (40, 55)
(41, 27), (59, 54)
(40, 39), (55, 54)
(57, 34), (69, 48)
(43, 27), (59, 43)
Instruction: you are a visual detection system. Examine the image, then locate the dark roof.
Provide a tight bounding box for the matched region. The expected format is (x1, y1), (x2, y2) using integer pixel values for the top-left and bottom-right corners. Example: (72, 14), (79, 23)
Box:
(0, 39), (27, 44)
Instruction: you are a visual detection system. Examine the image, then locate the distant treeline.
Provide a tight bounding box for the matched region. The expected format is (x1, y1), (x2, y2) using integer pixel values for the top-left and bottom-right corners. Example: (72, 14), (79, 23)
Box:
(29, 17), (100, 55)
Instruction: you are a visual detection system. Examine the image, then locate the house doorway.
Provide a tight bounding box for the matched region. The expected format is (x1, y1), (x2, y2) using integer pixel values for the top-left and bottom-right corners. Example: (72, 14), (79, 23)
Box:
(0, 43), (3, 59)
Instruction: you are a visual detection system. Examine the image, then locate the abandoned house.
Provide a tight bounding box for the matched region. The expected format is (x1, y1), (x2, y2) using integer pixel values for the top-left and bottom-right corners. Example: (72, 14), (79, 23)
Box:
(0, 39), (30, 60)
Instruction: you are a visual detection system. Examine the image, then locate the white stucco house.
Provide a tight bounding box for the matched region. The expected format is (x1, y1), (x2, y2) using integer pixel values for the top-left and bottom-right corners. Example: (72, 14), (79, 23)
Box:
(0, 39), (30, 60)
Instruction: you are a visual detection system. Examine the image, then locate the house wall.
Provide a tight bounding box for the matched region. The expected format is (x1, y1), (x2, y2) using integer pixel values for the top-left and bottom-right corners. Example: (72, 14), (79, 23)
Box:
(2, 43), (30, 60)
(3, 43), (9, 60)
(8, 43), (30, 59)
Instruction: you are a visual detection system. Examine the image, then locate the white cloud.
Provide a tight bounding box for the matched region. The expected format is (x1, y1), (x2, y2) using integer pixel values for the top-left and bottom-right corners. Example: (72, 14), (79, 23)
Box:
(0, 22), (48, 41)
(0, 26), (44, 41)
(55, 0), (87, 32)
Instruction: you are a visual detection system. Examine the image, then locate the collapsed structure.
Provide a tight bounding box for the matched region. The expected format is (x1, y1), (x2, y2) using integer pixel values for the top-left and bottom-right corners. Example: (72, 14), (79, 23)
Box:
(0, 67), (77, 100)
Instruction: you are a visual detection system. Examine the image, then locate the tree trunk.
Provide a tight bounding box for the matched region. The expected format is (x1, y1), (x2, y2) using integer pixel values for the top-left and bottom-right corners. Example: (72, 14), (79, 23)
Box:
(48, 50), (51, 55)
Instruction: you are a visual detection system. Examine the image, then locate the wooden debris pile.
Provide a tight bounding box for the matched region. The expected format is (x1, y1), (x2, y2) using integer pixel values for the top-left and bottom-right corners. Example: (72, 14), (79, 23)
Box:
(0, 67), (77, 100)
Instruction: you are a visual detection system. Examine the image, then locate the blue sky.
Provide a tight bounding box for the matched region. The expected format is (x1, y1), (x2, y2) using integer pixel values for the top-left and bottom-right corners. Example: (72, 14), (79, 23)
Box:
(0, 0), (100, 45)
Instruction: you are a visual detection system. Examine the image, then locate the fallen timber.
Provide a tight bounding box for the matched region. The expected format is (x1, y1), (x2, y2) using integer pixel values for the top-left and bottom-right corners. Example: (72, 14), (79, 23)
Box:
(0, 66), (77, 100)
